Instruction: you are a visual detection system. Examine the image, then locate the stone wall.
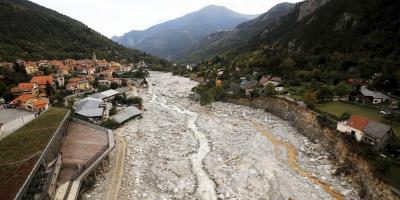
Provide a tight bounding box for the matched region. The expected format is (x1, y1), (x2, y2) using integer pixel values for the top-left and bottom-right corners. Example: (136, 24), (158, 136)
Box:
(227, 96), (397, 200)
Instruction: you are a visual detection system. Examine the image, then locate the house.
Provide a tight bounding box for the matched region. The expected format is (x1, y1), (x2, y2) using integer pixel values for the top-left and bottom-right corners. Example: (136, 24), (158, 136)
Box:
(100, 69), (114, 78)
(259, 75), (271, 86)
(52, 74), (65, 87)
(105, 78), (122, 85)
(25, 98), (49, 112)
(24, 62), (39, 75)
(10, 94), (49, 112)
(30, 76), (55, 94)
(11, 83), (39, 96)
(270, 76), (282, 83)
(0, 62), (14, 70)
(137, 60), (147, 68)
(350, 87), (390, 104)
(98, 80), (111, 87)
(74, 97), (104, 119)
(337, 115), (393, 150)
(240, 79), (257, 90)
(66, 77), (92, 93)
(10, 94), (34, 106)
(360, 87), (390, 104)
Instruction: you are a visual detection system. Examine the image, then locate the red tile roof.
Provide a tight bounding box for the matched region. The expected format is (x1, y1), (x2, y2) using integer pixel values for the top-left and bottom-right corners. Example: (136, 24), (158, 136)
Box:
(347, 115), (369, 130)
(18, 83), (36, 90)
(11, 94), (34, 104)
(30, 76), (54, 85)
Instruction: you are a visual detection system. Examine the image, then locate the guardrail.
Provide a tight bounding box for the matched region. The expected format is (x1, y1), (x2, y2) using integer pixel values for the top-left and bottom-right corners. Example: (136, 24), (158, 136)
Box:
(69, 144), (109, 181)
(15, 110), (71, 200)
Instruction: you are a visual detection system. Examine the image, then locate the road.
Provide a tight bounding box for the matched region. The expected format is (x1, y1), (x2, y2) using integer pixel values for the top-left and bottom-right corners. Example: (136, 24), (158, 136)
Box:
(85, 71), (358, 200)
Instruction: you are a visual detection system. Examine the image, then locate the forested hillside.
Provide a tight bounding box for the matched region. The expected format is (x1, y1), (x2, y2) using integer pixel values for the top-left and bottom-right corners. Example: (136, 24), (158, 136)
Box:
(0, 0), (166, 65)
(192, 0), (400, 95)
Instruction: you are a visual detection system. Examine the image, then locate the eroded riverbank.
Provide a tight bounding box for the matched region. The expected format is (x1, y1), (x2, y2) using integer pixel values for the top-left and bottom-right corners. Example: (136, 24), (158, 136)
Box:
(83, 71), (359, 200)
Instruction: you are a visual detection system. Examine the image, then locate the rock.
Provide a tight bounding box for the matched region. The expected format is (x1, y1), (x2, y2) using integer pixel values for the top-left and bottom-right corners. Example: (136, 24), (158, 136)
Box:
(174, 188), (179, 193)
(218, 194), (225, 199)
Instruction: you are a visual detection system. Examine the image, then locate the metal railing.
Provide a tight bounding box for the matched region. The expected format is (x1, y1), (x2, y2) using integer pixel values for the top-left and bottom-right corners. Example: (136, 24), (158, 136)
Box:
(69, 144), (109, 181)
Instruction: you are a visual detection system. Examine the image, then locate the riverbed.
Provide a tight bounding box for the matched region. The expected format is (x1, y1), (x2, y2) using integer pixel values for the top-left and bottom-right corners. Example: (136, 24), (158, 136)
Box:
(84, 71), (359, 200)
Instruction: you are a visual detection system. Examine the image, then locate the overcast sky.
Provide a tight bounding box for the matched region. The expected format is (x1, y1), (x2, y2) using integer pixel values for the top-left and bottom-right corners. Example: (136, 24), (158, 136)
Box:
(30, 0), (301, 38)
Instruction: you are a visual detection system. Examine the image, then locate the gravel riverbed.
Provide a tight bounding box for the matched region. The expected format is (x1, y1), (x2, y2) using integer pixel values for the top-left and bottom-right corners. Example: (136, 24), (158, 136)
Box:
(83, 71), (359, 200)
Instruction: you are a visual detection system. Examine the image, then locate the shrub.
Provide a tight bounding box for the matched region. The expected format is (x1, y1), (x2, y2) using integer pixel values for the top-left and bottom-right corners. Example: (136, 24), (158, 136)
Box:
(264, 83), (277, 96)
(101, 119), (119, 129)
(303, 91), (317, 108)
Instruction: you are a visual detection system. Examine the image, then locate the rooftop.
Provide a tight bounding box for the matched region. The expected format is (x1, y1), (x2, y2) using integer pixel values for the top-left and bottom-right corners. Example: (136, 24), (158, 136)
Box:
(111, 106), (142, 124)
(360, 87), (390, 99)
(347, 115), (369, 130)
(30, 76), (54, 85)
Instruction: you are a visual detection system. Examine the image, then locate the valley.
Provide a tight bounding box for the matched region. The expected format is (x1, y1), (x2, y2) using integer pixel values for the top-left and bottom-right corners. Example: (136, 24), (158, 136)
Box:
(84, 72), (358, 200)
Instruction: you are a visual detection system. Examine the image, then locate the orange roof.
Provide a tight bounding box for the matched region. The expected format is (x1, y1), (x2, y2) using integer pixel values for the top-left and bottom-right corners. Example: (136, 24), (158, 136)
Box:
(347, 115), (369, 130)
(30, 76), (54, 85)
(68, 77), (84, 83)
(11, 94), (33, 104)
(31, 98), (49, 107)
(18, 82), (36, 90)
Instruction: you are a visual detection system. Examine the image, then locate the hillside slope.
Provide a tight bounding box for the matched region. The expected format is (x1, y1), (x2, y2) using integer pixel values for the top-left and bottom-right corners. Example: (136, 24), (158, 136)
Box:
(0, 0), (163, 64)
(195, 0), (400, 93)
(112, 5), (257, 60)
(182, 2), (295, 63)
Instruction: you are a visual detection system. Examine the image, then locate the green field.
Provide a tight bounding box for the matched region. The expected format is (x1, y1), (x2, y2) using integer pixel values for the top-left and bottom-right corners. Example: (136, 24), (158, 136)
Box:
(0, 107), (68, 200)
(315, 101), (400, 137)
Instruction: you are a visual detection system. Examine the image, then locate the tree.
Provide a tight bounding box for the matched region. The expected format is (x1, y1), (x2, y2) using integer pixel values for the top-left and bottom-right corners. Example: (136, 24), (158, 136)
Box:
(317, 86), (334, 100)
(110, 82), (119, 89)
(45, 81), (54, 97)
(340, 112), (351, 121)
(334, 82), (351, 96)
(264, 83), (277, 96)
(200, 91), (213, 106)
(303, 91), (317, 108)
(109, 106), (118, 116)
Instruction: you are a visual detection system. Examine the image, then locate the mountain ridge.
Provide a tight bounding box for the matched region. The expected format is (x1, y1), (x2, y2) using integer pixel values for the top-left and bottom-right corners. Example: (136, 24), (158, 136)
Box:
(112, 5), (258, 60)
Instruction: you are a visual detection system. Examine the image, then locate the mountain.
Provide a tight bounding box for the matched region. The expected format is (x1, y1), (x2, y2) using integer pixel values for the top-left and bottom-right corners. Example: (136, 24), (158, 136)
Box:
(0, 0), (165, 65)
(194, 0), (400, 94)
(112, 5), (257, 61)
(181, 2), (295, 62)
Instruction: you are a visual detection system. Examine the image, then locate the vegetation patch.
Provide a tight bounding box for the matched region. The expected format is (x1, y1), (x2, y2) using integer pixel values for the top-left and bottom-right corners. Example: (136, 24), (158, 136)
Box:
(0, 107), (68, 200)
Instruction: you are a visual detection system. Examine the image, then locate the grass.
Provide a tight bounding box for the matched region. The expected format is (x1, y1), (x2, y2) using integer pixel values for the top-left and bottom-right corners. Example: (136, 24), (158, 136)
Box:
(0, 107), (68, 200)
(316, 101), (400, 190)
(315, 101), (400, 138)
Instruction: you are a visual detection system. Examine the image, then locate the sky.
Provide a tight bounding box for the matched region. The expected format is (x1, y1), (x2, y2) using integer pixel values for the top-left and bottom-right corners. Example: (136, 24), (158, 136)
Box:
(30, 0), (301, 38)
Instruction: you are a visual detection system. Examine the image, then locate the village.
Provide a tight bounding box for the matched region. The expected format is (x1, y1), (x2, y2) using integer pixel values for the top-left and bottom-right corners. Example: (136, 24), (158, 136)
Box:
(0, 54), (148, 138)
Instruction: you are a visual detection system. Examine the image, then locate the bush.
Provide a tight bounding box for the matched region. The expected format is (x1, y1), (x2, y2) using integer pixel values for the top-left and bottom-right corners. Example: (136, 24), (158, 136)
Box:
(100, 119), (119, 129)
(303, 91), (317, 108)
(264, 83), (277, 96)
(200, 91), (213, 106)
(109, 106), (117, 116)
(340, 112), (351, 121)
